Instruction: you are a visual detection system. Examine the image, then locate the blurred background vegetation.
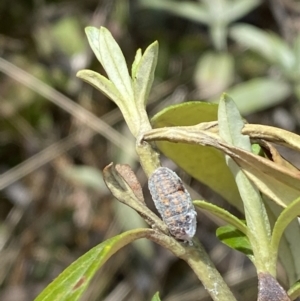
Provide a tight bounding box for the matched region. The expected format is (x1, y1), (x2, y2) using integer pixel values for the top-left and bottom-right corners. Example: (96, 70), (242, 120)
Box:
(1, 0), (300, 300)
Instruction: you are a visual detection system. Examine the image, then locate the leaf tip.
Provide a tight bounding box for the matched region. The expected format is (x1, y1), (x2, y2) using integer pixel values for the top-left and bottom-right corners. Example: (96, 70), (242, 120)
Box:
(76, 70), (84, 78)
(85, 26), (96, 34)
(220, 93), (231, 103)
(76, 69), (92, 79)
(100, 26), (110, 34)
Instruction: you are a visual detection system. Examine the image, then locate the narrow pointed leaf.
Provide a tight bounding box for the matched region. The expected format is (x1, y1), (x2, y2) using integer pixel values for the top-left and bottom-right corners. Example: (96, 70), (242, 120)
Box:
(194, 52), (234, 98)
(265, 199), (300, 285)
(230, 24), (294, 71)
(133, 41), (158, 107)
(132, 48), (142, 79)
(224, 0), (261, 23)
(139, 0), (210, 24)
(218, 94), (271, 272)
(151, 292), (162, 301)
(193, 200), (248, 234)
(271, 197), (300, 259)
(85, 27), (103, 65)
(99, 27), (134, 102)
(218, 94), (251, 150)
(34, 229), (153, 301)
(211, 78), (291, 115)
(293, 33), (300, 78)
(216, 225), (254, 259)
(77, 69), (124, 105)
(288, 280), (300, 300)
(77, 70), (139, 136)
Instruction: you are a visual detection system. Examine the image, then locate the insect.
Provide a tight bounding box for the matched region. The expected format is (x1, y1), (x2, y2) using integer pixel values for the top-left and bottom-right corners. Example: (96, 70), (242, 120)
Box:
(148, 167), (197, 243)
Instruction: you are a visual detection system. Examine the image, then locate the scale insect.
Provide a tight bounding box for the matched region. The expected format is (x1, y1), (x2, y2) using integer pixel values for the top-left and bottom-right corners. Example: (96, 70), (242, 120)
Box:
(148, 167), (197, 243)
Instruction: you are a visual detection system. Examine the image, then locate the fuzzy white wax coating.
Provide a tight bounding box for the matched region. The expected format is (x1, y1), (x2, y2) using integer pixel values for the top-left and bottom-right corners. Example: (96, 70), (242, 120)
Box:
(148, 167), (197, 242)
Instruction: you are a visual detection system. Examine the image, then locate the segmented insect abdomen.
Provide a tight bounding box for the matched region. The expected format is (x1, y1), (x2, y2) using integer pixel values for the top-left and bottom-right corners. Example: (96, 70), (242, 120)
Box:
(148, 167), (197, 242)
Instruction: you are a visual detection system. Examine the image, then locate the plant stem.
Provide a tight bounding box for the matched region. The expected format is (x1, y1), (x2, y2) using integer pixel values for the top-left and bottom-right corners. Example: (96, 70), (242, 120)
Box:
(146, 232), (237, 301)
(184, 239), (237, 301)
(136, 117), (161, 177)
(136, 138), (160, 177)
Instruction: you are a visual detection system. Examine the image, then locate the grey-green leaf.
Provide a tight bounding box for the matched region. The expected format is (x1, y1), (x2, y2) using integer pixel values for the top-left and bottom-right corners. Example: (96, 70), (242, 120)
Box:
(271, 197), (300, 261)
(218, 94), (251, 150)
(225, 0), (261, 23)
(230, 24), (294, 71)
(218, 94), (272, 272)
(139, 0), (210, 24)
(151, 292), (162, 301)
(212, 78), (291, 115)
(193, 200), (248, 235)
(85, 27), (103, 65)
(132, 48), (142, 79)
(194, 51), (234, 97)
(133, 41), (159, 107)
(77, 69), (124, 105)
(98, 27), (134, 102)
(288, 279), (300, 300)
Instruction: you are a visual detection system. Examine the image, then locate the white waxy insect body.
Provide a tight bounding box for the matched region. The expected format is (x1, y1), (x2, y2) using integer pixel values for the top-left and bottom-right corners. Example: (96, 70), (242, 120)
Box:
(148, 167), (197, 242)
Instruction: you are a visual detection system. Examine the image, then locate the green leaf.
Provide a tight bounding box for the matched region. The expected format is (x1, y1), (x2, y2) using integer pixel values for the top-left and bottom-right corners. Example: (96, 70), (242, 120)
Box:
(266, 199), (300, 285)
(51, 17), (85, 56)
(288, 279), (300, 300)
(218, 94), (272, 273)
(292, 33), (300, 79)
(193, 200), (248, 235)
(216, 224), (253, 259)
(194, 52), (234, 98)
(212, 78), (291, 115)
(133, 41), (158, 108)
(218, 94), (251, 150)
(77, 69), (136, 133)
(151, 101), (243, 212)
(85, 27), (103, 65)
(271, 197), (300, 261)
(132, 49), (142, 79)
(34, 228), (152, 301)
(151, 292), (162, 301)
(98, 27), (134, 102)
(77, 69), (124, 104)
(139, 0), (210, 24)
(224, 0), (261, 23)
(230, 24), (295, 71)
